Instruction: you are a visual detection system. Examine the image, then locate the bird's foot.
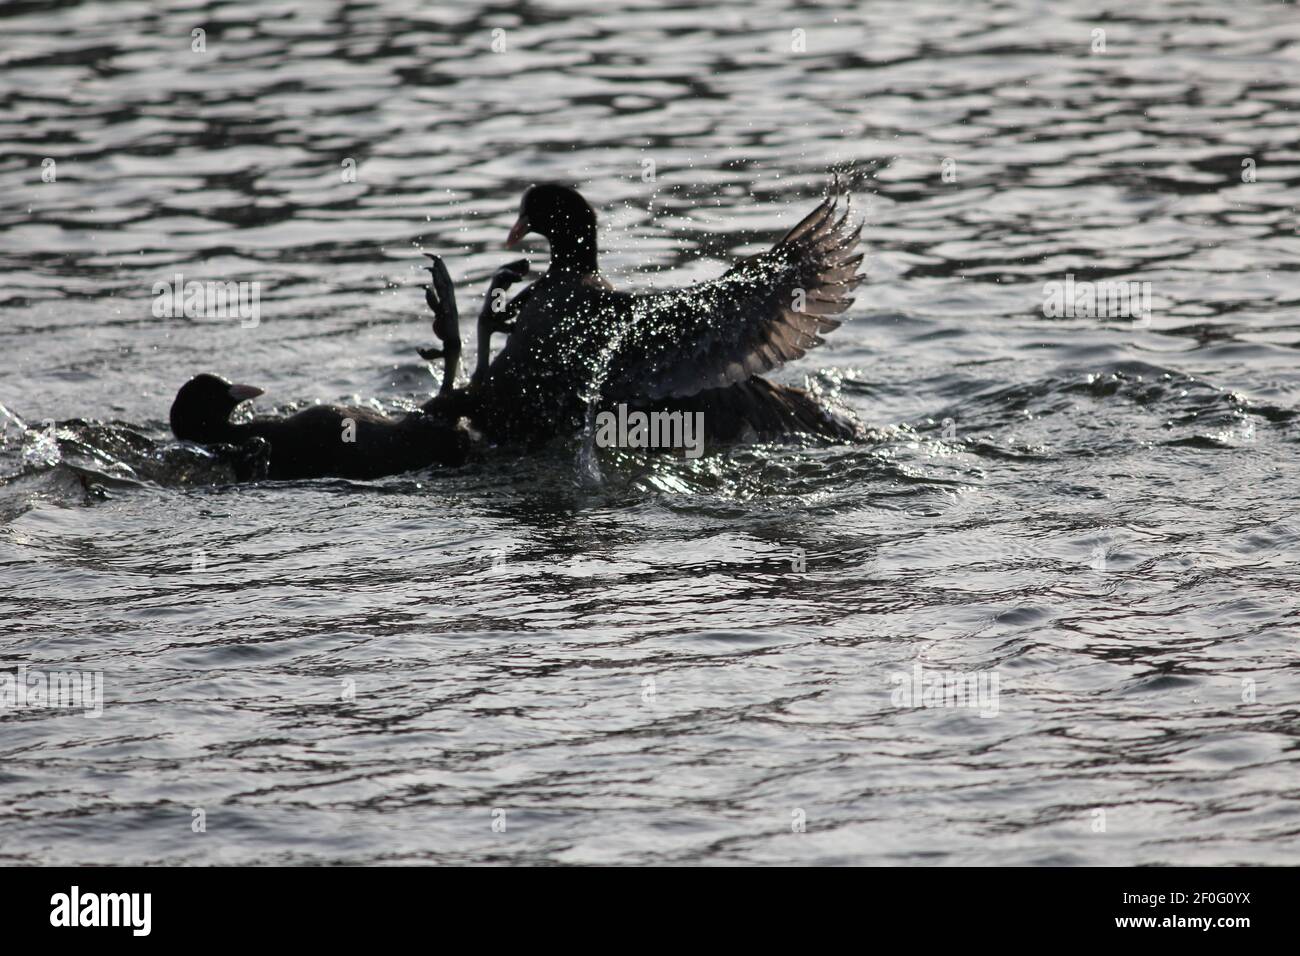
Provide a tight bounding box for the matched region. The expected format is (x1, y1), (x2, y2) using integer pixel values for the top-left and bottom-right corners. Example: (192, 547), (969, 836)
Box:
(494, 259), (530, 286)
(418, 253), (462, 395)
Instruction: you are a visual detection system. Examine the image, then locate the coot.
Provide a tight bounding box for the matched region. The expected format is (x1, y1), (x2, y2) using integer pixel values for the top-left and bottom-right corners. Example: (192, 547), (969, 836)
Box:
(424, 181), (864, 448)
(170, 374), (468, 480)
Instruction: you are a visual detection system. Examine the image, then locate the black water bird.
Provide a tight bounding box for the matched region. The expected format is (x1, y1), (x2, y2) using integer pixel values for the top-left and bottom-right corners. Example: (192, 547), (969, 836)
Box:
(170, 373), (468, 480)
(424, 181), (865, 448)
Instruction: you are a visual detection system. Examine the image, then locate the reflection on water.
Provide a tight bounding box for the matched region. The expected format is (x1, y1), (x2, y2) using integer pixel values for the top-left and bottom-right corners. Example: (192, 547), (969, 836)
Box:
(2, 0), (1299, 865)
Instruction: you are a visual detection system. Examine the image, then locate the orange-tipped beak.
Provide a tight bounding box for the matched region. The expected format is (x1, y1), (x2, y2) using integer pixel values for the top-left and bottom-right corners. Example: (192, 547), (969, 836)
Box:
(505, 215), (529, 249)
(228, 383), (264, 402)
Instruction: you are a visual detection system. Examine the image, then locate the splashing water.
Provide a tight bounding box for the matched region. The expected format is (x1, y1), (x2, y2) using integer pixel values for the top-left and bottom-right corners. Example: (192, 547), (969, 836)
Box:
(20, 422), (61, 470)
(0, 404), (27, 449)
(574, 308), (637, 487)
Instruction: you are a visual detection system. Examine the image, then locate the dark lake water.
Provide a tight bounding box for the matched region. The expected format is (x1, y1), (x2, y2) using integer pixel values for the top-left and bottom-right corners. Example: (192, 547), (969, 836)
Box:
(2, 0), (1299, 865)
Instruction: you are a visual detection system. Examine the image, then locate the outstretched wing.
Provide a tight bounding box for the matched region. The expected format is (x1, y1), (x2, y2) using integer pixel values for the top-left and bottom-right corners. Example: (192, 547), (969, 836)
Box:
(602, 185), (865, 402)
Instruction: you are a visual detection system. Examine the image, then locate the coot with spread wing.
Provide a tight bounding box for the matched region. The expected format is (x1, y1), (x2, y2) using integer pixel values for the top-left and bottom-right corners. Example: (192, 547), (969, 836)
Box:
(426, 181), (865, 448)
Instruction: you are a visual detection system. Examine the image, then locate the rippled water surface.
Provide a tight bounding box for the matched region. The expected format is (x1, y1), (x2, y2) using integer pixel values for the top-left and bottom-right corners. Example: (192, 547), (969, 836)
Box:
(2, 0), (1299, 865)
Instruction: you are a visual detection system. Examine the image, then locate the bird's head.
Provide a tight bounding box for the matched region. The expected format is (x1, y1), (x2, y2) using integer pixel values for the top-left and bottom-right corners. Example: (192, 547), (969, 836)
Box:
(506, 184), (599, 271)
(170, 373), (263, 443)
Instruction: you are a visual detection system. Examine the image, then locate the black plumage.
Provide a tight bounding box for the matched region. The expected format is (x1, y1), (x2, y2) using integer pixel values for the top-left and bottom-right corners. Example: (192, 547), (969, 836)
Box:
(432, 181), (865, 448)
(170, 374), (468, 480)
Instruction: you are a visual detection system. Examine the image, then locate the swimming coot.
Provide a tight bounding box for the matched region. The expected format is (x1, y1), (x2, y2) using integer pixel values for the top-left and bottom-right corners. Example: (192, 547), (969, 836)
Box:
(170, 373), (468, 480)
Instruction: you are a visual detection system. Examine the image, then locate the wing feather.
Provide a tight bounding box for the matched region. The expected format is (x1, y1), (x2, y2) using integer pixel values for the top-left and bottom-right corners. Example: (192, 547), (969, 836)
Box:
(603, 182), (866, 401)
